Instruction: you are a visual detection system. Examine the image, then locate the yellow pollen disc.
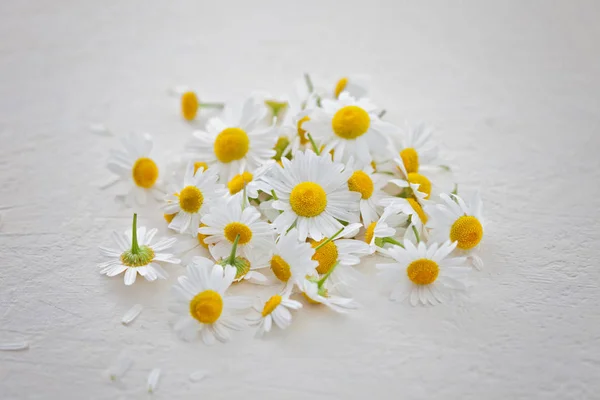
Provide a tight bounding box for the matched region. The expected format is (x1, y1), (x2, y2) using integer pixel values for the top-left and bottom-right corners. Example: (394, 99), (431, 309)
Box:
(194, 161), (209, 174)
(310, 239), (338, 274)
(400, 148), (419, 174)
(364, 221), (377, 244)
(132, 157), (159, 189)
(164, 213), (176, 224)
(407, 198), (428, 224)
(450, 216), (483, 250)
(181, 91), (199, 121)
(297, 115), (310, 145)
(189, 290), (223, 324)
(214, 127), (249, 163)
(227, 172), (253, 195)
(407, 258), (439, 285)
(347, 170), (374, 199)
(224, 222), (253, 244)
(289, 182), (327, 217)
(332, 105), (370, 140)
(197, 223), (209, 249)
(261, 294), (282, 317)
(407, 172), (432, 199)
(179, 186), (204, 213)
(334, 77), (348, 98)
(270, 255), (291, 282)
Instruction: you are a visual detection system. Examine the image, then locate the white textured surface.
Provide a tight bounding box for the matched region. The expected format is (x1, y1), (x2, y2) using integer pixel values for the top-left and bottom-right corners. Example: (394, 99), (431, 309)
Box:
(1, 1), (599, 399)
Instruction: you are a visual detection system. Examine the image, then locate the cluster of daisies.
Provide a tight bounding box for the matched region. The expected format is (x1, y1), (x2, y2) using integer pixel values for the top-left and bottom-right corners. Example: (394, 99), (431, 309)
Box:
(99, 74), (485, 345)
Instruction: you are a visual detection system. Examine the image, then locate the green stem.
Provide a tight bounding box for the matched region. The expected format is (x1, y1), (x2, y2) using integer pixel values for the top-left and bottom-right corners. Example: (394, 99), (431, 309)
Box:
(315, 227), (344, 251)
(378, 109), (386, 118)
(304, 73), (314, 93)
(270, 190), (278, 201)
(412, 225), (420, 243)
(131, 213), (140, 254)
(228, 234), (240, 264)
(199, 102), (224, 109)
(307, 133), (320, 155)
(382, 237), (404, 248)
(318, 261), (339, 287)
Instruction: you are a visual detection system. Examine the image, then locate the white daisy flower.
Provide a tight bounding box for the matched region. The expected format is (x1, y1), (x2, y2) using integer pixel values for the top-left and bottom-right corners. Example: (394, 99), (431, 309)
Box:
(200, 197), (275, 260)
(344, 158), (389, 226)
(209, 246), (271, 284)
(388, 122), (441, 176)
(380, 181), (430, 242)
(106, 132), (164, 206)
(262, 150), (361, 241)
(98, 214), (181, 286)
(302, 278), (358, 313)
(330, 74), (370, 99)
(248, 293), (302, 337)
(169, 259), (252, 344)
(302, 93), (395, 164)
(188, 97), (278, 182)
(168, 85), (224, 121)
(163, 162), (226, 236)
(269, 228), (318, 290)
(224, 161), (274, 200)
(363, 206), (408, 253)
(377, 240), (470, 306)
(426, 192), (485, 269)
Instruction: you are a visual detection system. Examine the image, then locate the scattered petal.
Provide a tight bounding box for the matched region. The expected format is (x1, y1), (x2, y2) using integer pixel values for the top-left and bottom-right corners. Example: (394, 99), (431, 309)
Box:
(0, 341), (29, 351)
(147, 368), (161, 393)
(121, 304), (143, 325)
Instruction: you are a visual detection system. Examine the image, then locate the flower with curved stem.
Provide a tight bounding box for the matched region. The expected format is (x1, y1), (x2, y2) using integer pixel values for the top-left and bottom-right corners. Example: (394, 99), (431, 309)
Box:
(301, 275), (358, 313)
(106, 132), (164, 207)
(302, 93), (395, 164)
(187, 97), (278, 182)
(248, 292), (302, 337)
(98, 214), (180, 285)
(261, 150), (361, 241)
(169, 259), (252, 344)
(344, 158), (389, 226)
(376, 240), (470, 306)
(168, 86), (224, 121)
(212, 241), (271, 284)
(269, 228), (318, 291)
(379, 180), (430, 242)
(163, 162), (225, 236)
(363, 205), (409, 254)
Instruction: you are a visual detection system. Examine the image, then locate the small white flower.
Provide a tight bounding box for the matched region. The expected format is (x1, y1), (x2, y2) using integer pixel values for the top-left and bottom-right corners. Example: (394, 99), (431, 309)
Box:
(98, 214), (180, 286)
(106, 132), (164, 206)
(363, 206), (408, 253)
(344, 159), (389, 226)
(268, 228), (318, 291)
(170, 259), (252, 344)
(380, 181), (430, 241)
(224, 161), (274, 200)
(168, 85), (224, 121)
(302, 279), (358, 313)
(387, 123), (441, 176)
(377, 240), (470, 306)
(330, 74), (370, 99)
(249, 293), (302, 337)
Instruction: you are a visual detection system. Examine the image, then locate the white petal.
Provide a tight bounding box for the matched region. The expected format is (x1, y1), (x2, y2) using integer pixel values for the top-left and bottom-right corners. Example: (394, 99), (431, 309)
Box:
(121, 304), (143, 325)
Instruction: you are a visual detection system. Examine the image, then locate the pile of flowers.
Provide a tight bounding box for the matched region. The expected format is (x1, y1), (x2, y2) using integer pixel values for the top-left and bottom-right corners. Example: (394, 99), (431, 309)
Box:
(98, 74), (485, 345)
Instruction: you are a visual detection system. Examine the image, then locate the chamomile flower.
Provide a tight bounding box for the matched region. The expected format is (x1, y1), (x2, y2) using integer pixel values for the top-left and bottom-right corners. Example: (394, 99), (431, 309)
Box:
(168, 86), (224, 121)
(302, 93), (395, 164)
(376, 240), (470, 306)
(380, 181), (430, 241)
(163, 163), (225, 236)
(188, 97), (278, 182)
(331, 75), (370, 99)
(302, 278), (358, 313)
(426, 192), (485, 268)
(200, 197), (275, 260)
(225, 162), (274, 200)
(170, 259), (252, 344)
(269, 228), (318, 291)
(388, 123), (441, 176)
(248, 293), (302, 337)
(98, 214), (180, 286)
(106, 132), (164, 206)
(215, 248), (271, 284)
(345, 159), (388, 226)
(263, 150), (361, 241)
(363, 206), (408, 253)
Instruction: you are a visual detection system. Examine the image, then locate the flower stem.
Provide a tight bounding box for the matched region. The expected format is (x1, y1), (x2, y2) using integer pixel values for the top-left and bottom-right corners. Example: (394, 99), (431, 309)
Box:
(315, 227), (344, 251)
(131, 213), (140, 254)
(229, 234), (240, 265)
(412, 225), (420, 243)
(307, 133), (320, 155)
(304, 73), (314, 93)
(378, 109), (386, 118)
(270, 190), (278, 201)
(199, 102), (224, 109)
(382, 236), (404, 248)
(318, 261), (339, 287)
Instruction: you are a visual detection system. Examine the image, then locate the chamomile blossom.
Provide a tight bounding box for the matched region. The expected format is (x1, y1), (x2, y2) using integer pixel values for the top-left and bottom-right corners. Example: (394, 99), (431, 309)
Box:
(225, 162), (274, 200)
(345, 159), (388, 226)
(170, 259), (252, 344)
(380, 181), (430, 242)
(168, 86), (224, 121)
(302, 278), (358, 313)
(200, 197), (275, 260)
(363, 206), (408, 253)
(263, 150), (361, 241)
(106, 132), (164, 206)
(302, 93), (395, 164)
(215, 248), (271, 284)
(331, 75), (370, 99)
(188, 97), (278, 182)
(248, 293), (302, 337)
(388, 123), (441, 176)
(376, 240), (470, 306)
(269, 228), (318, 291)
(163, 163), (225, 236)
(98, 214), (180, 286)
(426, 192), (485, 269)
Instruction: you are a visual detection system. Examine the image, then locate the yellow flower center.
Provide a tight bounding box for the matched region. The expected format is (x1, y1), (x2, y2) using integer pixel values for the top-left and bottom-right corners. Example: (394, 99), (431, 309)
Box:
(120, 246), (155, 267)
(297, 115), (310, 145)
(164, 213), (176, 224)
(227, 172), (253, 195)
(400, 148), (419, 174)
(270, 255), (291, 282)
(178, 186), (204, 213)
(193, 161), (209, 174)
(347, 170), (374, 199)
(334, 77), (348, 98)
(407, 198), (428, 224)
(331, 106), (370, 139)
(223, 222), (253, 244)
(407, 172), (431, 199)
(310, 239), (338, 274)
(197, 223), (209, 249)
(214, 127), (250, 163)
(450, 216), (483, 250)
(406, 258), (439, 285)
(289, 182), (327, 217)
(181, 91), (199, 121)
(261, 294), (282, 317)
(189, 290), (223, 324)
(364, 221), (377, 244)
(132, 157), (159, 189)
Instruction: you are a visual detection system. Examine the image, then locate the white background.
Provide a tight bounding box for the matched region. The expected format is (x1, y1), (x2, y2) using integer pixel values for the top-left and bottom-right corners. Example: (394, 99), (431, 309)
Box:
(1, 1), (599, 399)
